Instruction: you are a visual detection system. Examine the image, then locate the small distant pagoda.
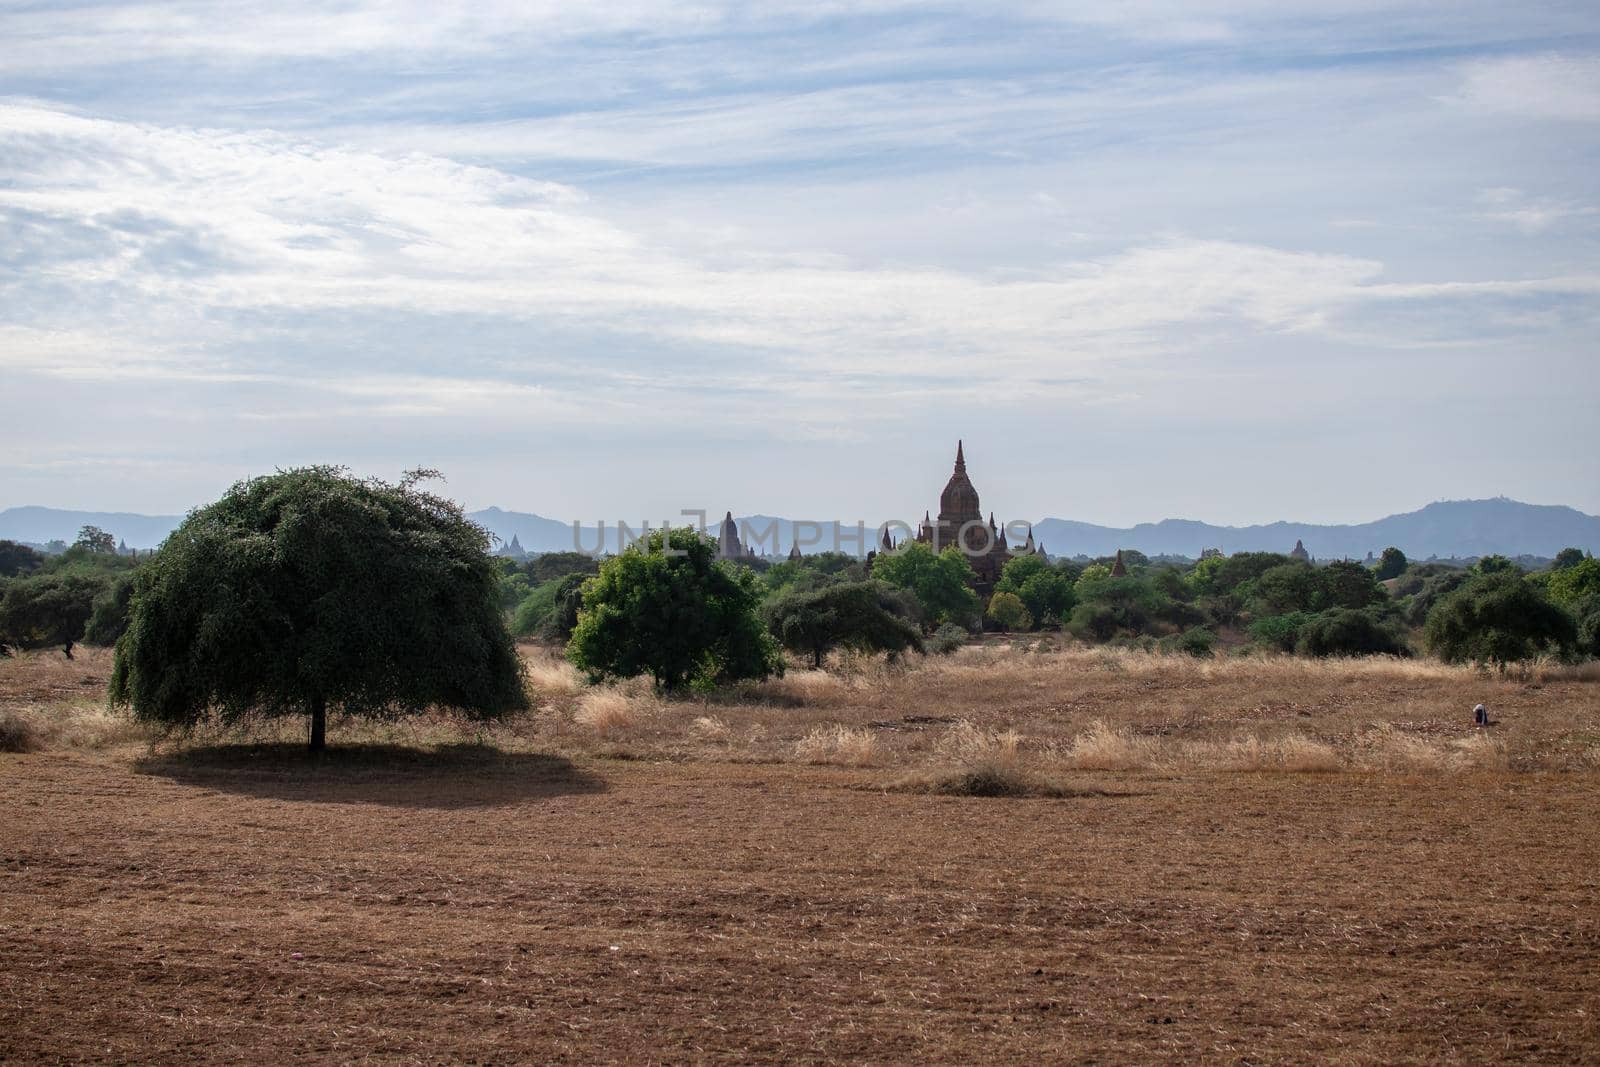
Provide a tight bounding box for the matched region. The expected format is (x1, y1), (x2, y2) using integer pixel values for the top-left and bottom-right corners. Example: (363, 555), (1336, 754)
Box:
(716, 511), (759, 562)
(1289, 539), (1311, 562)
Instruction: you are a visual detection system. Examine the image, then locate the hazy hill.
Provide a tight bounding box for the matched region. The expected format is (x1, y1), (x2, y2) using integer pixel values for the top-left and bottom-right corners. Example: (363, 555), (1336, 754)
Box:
(0, 506), (184, 550)
(1030, 498), (1600, 560)
(3, 498), (1596, 559)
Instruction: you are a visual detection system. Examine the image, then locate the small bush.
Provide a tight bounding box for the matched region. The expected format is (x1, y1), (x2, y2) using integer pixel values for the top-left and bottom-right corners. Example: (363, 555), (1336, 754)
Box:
(1294, 608), (1410, 658)
(902, 765), (1083, 798)
(0, 708), (43, 752)
(1162, 627), (1215, 658)
(926, 623), (968, 656)
(1249, 612), (1313, 652)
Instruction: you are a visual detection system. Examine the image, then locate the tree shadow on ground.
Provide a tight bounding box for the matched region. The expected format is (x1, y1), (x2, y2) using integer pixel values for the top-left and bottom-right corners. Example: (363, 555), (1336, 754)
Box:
(132, 742), (606, 809)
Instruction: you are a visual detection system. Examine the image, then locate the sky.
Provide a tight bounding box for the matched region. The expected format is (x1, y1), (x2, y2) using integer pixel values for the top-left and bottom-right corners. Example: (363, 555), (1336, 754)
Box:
(2, 0), (1598, 527)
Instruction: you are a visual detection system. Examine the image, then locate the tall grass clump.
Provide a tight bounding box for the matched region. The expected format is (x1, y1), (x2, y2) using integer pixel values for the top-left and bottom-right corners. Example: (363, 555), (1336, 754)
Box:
(574, 689), (640, 739)
(794, 724), (879, 766)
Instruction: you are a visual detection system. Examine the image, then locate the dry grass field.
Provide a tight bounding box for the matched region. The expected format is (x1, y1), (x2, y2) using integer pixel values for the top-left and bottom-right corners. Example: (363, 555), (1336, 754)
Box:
(4, 642), (1600, 1062)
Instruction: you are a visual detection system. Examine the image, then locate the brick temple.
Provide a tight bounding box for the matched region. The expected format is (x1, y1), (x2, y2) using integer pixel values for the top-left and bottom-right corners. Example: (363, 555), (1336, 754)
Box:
(911, 441), (1031, 595)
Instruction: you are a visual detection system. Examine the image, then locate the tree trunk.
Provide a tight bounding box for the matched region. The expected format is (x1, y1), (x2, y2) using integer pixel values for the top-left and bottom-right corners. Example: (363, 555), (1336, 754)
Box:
(308, 697), (327, 754)
(813, 647), (824, 669)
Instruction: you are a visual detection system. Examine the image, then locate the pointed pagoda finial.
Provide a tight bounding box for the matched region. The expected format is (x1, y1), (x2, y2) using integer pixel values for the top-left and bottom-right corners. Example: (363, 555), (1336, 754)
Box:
(954, 439), (966, 473)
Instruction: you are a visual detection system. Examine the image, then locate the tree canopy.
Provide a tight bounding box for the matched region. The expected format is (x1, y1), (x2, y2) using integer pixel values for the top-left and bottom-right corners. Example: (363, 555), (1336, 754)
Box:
(567, 527), (781, 690)
(870, 542), (980, 629)
(1423, 573), (1575, 669)
(0, 571), (103, 654)
(1375, 546), (1407, 581)
(762, 579), (923, 667)
(985, 591), (1032, 632)
(75, 525), (116, 554)
(0, 540), (43, 578)
(109, 467), (527, 751)
(1546, 557), (1600, 607)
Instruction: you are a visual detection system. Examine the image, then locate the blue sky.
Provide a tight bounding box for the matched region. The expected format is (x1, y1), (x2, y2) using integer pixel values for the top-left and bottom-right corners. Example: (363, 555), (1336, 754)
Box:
(2, 1), (1597, 526)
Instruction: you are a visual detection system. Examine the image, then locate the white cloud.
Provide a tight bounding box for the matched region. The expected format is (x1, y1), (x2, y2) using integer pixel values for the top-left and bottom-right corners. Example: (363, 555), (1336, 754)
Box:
(1474, 186), (1597, 234)
(1455, 53), (1600, 122)
(3, 100), (1596, 410)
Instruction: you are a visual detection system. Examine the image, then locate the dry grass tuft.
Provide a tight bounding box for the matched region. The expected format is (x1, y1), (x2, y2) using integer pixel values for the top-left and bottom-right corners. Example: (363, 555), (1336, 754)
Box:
(1356, 724), (1508, 772)
(1057, 720), (1161, 771)
(892, 764), (1084, 798)
(795, 724), (880, 766)
(0, 702), (148, 753)
(1189, 734), (1344, 773)
(756, 669), (847, 706)
(689, 716), (731, 743)
(893, 719), (1082, 797)
(524, 656), (582, 696)
(0, 707), (44, 752)
(574, 690), (641, 739)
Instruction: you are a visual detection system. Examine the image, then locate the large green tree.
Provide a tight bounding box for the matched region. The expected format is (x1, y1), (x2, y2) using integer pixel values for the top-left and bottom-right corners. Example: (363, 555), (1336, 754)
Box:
(1294, 608), (1411, 658)
(870, 542), (980, 629)
(996, 555), (1075, 627)
(109, 468), (527, 752)
(75, 525), (116, 554)
(1423, 573), (1575, 670)
(762, 580), (922, 667)
(1374, 546), (1408, 581)
(1546, 557), (1600, 607)
(567, 527), (781, 690)
(0, 571), (105, 655)
(0, 540), (43, 578)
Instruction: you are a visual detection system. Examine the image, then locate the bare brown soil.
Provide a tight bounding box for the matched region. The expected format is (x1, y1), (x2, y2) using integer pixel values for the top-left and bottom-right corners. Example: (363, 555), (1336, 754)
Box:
(3, 646), (1600, 1062)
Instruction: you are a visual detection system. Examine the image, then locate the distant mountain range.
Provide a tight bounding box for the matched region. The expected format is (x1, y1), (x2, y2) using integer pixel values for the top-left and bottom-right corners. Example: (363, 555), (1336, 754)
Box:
(3, 498), (1597, 561)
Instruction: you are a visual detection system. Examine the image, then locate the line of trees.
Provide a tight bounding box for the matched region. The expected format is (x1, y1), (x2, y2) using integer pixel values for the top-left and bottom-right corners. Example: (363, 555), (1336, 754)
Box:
(9, 466), (1598, 752)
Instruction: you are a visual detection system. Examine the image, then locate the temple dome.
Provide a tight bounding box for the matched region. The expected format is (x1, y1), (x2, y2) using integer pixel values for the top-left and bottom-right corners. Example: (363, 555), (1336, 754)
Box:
(938, 440), (981, 520)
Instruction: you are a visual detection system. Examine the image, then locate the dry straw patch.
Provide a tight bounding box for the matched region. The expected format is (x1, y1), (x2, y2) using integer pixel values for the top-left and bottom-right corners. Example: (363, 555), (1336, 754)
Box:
(689, 716), (732, 743)
(524, 656), (582, 697)
(0, 702), (148, 753)
(573, 690), (647, 739)
(795, 725), (880, 766)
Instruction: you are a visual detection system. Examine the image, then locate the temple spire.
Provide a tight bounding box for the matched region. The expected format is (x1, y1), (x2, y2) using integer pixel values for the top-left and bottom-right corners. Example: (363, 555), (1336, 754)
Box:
(954, 439), (966, 474)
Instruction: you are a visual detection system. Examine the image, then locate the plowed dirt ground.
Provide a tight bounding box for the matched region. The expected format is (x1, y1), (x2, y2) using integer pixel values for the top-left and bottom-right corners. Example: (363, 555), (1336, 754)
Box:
(4, 746), (1599, 1064)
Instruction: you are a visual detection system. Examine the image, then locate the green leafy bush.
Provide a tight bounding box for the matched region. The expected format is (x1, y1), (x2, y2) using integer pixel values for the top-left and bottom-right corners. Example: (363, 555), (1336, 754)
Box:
(568, 527), (782, 691)
(1424, 573), (1575, 669)
(926, 623), (969, 655)
(1249, 612), (1315, 652)
(870, 542), (980, 629)
(1161, 626), (1216, 658)
(1294, 608), (1410, 658)
(763, 580), (923, 667)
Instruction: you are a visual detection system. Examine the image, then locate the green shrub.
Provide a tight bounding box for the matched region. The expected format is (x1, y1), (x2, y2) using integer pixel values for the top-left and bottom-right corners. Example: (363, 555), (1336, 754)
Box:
(985, 591), (1032, 633)
(1249, 612), (1314, 652)
(927, 623), (969, 655)
(763, 580), (923, 667)
(1162, 626), (1216, 658)
(83, 574), (136, 646)
(568, 527), (781, 690)
(1424, 573), (1575, 669)
(1294, 608), (1410, 658)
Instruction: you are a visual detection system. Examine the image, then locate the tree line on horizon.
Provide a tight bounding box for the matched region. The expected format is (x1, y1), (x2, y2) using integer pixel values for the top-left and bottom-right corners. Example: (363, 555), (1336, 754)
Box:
(2, 468), (1597, 751)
